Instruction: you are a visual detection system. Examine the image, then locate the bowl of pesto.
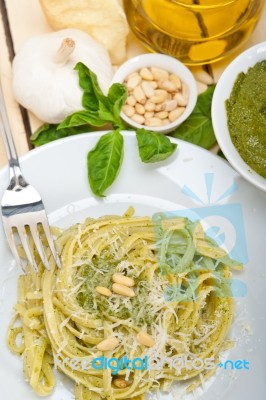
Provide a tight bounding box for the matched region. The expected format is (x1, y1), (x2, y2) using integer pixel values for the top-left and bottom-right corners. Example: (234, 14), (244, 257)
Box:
(212, 42), (266, 192)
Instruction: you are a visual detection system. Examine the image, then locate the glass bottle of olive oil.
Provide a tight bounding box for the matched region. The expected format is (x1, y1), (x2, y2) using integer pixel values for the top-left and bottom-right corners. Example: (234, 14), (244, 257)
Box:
(124, 0), (264, 65)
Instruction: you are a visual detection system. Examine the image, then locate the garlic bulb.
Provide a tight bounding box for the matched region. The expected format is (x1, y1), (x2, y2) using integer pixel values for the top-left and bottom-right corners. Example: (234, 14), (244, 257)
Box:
(12, 29), (114, 124)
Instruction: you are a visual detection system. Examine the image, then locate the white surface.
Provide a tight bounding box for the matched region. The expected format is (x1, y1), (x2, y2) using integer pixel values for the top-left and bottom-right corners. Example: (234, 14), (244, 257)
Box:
(111, 53), (197, 133)
(212, 41), (266, 192)
(0, 132), (265, 399)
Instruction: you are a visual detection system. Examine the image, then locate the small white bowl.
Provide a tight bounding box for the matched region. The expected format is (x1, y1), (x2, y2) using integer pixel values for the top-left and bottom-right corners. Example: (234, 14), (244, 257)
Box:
(111, 53), (197, 134)
(212, 42), (266, 192)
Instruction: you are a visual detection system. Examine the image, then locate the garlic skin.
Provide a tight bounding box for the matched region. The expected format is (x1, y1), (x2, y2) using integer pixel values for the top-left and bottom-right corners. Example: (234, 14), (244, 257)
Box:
(12, 29), (114, 124)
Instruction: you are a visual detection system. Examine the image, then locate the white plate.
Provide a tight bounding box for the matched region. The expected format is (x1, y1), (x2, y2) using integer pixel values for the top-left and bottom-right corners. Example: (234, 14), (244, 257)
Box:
(212, 41), (266, 192)
(0, 131), (265, 400)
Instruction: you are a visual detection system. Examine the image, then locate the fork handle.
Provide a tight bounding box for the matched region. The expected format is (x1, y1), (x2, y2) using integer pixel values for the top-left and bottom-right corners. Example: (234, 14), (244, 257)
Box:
(0, 81), (20, 169)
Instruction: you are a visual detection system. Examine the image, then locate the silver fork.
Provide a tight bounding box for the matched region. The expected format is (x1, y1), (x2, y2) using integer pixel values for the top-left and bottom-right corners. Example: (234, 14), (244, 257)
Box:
(0, 83), (60, 272)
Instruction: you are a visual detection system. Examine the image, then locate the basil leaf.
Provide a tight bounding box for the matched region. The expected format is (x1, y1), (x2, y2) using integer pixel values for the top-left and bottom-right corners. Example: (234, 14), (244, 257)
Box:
(97, 84), (127, 129)
(107, 83), (128, 127)
(58, 110), (108, 129)
(31, 123), (90, 146)
(87, 130), (124, 197)
(98, 103), (127, 130)
(74, 62), (103, 110)
(75, 62), (127, 129)
(136, 129), (177, 163)
(196, 84), (215, 118)
(171, 116), (215, 149)
(171, 85), (216, 149)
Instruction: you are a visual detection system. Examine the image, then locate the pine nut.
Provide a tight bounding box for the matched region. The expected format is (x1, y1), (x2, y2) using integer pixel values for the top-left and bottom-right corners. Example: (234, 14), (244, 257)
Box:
(141, 81), (155, 98)
(155, 104), (163, 112)
(158, 80), (177, 92)
(150, 81), (158, 89)
(96, 286), (112, 297)
(145, 101), (156, 112)
(96, 337), (119, 351)
(194, 70), (214, 85)
(133, 86), (146, 104)
(150, 95), (166, 104)
(169, 107), (185, 122)
(123, 67), (189, 127)
(182, 83), (189, 102)
(112, 283), (135, 297)
(154, 89), (168, 97)
(144, 111), (154, 119)
(170, 74), (182, 89)
(127, 74), (141, 90)
(151, 67), (169, 81)
(112, 273), (135, 287)
(136, 332), (155, 347)
(125, 72), (139, 82)
(135, 103), (146, 115)
(174, 93), (188, 106)
(113, 378), (130, 388)
(155, 111), (168, 119)
(139, 68), (154, 81)
(162, 99), (178, 111)
(131, 114), (145, 125)
(122, 105), (135, 117)
(145, 117), (163, 127)
(126, 95), (137, 106)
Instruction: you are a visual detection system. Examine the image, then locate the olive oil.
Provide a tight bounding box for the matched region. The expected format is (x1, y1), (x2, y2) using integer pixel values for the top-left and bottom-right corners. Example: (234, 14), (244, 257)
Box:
(124, 0), (264, 65)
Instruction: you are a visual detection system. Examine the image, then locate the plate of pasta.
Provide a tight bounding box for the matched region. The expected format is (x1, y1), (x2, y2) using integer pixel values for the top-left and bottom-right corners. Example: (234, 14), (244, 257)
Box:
(0, 131), (265, 400)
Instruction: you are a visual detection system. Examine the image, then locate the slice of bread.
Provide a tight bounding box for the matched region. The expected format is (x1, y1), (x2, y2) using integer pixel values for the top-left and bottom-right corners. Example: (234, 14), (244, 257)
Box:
(39, 0), (129, 64)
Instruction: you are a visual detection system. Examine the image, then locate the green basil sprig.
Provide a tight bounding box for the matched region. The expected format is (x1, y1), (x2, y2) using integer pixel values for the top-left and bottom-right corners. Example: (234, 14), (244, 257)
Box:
(31, 62), (177, 197)
(31, 63), (128, 146)
(71, 63), (128, 130)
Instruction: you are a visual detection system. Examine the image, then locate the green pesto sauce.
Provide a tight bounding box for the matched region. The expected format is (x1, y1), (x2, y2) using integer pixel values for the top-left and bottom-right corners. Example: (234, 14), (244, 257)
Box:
(226, 60), (266, 178)
(76, 258), (154, 327)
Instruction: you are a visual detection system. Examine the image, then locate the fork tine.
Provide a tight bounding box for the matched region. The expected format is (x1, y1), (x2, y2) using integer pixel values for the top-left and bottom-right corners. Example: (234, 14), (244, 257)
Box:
(3, 223), (26, 273)
(29, 223), (51, 271)
(16, 226), (38, 272)
(1, 80), (62, 273)
(41, 218), (61, 268)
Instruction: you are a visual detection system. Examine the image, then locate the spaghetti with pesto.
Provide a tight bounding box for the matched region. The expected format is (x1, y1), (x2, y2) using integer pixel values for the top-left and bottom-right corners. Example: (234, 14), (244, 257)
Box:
(7, 208), (241, 399)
